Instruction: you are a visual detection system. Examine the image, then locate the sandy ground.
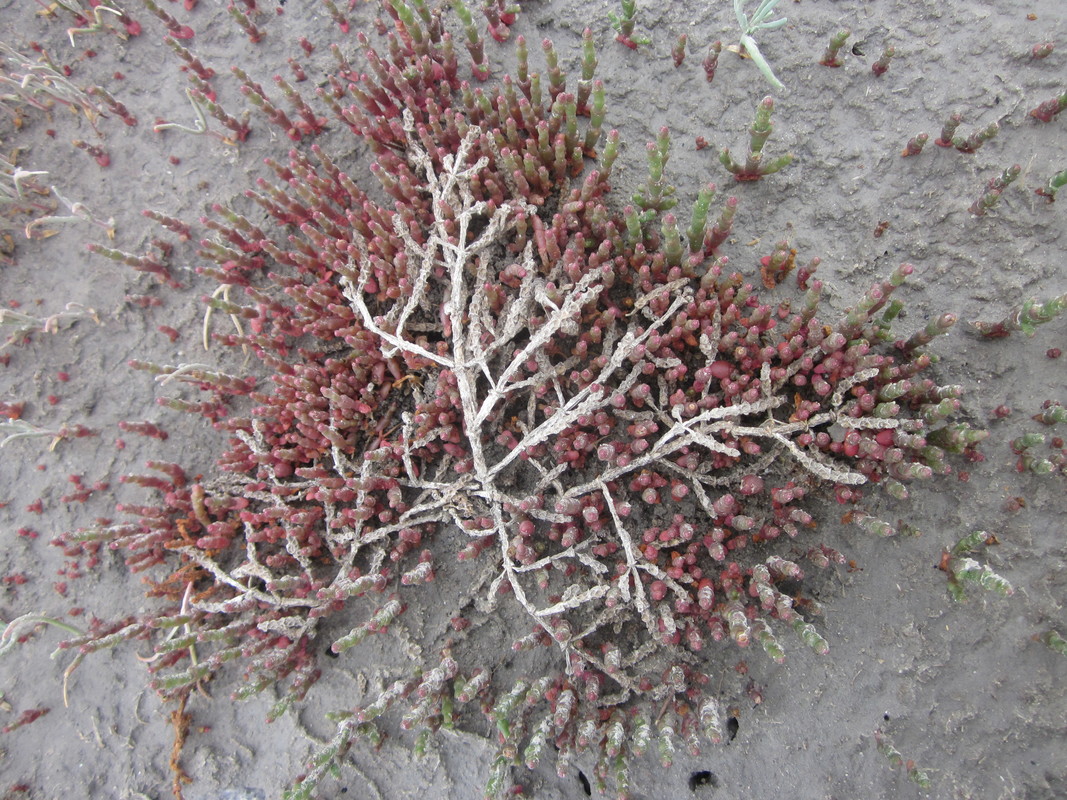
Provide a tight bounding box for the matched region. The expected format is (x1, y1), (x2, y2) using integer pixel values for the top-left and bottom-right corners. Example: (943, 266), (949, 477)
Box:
(1, 1), (1065, 798)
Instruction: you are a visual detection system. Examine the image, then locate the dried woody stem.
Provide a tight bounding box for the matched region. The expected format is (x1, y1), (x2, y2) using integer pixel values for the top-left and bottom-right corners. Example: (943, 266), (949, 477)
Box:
(342, 113), (893, 695)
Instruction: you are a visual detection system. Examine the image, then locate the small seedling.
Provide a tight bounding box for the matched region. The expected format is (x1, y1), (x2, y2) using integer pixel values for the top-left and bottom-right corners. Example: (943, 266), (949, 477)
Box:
(153, 88), (251, 143)
(900, 132), (928, 157)
(672, 33), (687, 67)
(609, 0), (651, 49)
(703, 41), (722, 82)
(1010, 432), (1057, 475)
(953, 121), (999, 154)
(87, 86), (138, 126)
(72, 139), (110, 168)
(871, 45), (895, 75)
(934, 111), (963, 147)
(971, 292), (1067, 338)
(820, 29), (850, 67)
(1030, 90), (1066, 122)
(0, 418), (96, 450)
(1, 303), (100, 351)
(1035, 167), (1067, 201)
(939, 531), (1013, 602)
(65, 3), (123, 46)
(720, 95), (794, 181)
(23, 186), (116, 240)
(1042, 631), (1067, 656)
(483, 0), (520, 43)
(969, 164), (1020, 216)
(733, 0), (789, 90)
(1, 613), (83, 657)
(1033, 402), (1067, 426)
(1032, 42), (1054, 59)
(321, 0), (349, 33)
(875, 730), (932, 789)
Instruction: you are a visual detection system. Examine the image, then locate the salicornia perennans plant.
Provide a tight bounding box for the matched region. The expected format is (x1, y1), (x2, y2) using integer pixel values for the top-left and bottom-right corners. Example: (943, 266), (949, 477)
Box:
(971, 292), (1067, 338)
(1036, 167), (1067, 202)
(719, 95), (794, 181)
(37, 2), (997, 798)
(819, 29), (849, 68)
(939, 531), (1013, 602)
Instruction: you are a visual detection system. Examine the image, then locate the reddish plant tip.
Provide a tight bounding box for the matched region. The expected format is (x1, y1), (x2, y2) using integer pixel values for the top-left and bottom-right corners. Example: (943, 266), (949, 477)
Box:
(1032, 42), (1054, 59)
(901, 133), (928, 157)
(0, 402), (23, 420)
(1030, 94), (1067, 123)
(157, 325), (180, 342)
(2, 707), (50, 734)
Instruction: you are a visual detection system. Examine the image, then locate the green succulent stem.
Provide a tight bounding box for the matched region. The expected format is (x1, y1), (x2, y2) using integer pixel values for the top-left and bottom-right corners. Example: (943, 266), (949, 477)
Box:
(720, 96), (793, 181)
(734, 0), (788, 89)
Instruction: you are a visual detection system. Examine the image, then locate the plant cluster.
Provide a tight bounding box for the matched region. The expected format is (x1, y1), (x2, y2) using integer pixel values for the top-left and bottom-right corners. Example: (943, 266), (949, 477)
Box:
(15, 2), (1000, 798)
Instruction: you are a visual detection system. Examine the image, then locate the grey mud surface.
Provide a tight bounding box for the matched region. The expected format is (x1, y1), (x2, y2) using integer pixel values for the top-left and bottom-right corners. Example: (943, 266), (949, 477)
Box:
(0, 1), (1064, 799)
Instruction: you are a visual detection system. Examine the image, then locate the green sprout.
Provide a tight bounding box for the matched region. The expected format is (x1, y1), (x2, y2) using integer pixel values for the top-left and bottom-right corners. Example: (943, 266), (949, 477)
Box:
(608, 0), (651, 49)
(1036, 167), (1067, 202)
(940, 531), (1014, 602)
(734, 0), (789, 91)
(1042, 630), (1067, 657)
